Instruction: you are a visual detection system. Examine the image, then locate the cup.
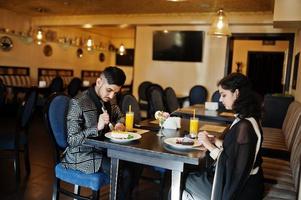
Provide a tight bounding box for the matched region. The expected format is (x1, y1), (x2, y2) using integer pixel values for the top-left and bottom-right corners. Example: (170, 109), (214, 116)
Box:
(189, 118), (199, 138)
(125, 112), (134, 131)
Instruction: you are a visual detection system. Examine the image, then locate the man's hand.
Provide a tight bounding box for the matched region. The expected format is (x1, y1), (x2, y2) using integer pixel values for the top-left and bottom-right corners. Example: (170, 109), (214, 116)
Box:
(97, 112), (110, 131)
(114, 123), (125, 131)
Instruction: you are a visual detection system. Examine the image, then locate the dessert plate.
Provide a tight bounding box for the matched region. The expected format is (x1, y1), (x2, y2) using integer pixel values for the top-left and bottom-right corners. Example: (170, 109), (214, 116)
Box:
(164, 137), (201, 150)
(105, 132), (141, 143)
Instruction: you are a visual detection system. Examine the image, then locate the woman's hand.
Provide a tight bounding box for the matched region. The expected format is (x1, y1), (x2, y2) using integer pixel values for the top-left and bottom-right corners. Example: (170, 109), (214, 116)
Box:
(97, 112), (110, 131)
(198, 131), (216, 152)
(114, 123), (125, 131)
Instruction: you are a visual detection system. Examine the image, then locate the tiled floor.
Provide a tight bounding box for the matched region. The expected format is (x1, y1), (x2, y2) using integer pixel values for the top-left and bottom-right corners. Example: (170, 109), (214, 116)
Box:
(0, 111), (169, 200)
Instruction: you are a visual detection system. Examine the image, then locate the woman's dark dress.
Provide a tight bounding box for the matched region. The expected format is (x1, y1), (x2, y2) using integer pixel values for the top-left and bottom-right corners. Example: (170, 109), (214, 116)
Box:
(183, 118), (264, 200)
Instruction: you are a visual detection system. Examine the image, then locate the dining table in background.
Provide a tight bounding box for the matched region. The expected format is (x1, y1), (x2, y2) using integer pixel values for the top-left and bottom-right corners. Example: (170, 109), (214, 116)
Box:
(172, 104), (235, 124)
(84, 119), (228, 200)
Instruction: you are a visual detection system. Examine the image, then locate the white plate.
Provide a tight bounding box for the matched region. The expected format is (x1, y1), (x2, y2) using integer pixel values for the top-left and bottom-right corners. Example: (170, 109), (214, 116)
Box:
(164, 137), (201, 150)
(105, 132), (141, 143)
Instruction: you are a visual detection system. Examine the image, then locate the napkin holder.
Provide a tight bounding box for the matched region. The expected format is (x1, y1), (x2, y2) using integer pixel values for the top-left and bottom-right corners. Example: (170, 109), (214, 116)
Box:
(163, 117), (181, 129)
(205, 102), (219, 111)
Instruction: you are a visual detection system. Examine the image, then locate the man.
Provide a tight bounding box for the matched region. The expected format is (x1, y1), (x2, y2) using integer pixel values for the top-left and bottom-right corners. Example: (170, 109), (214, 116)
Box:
(62, 66), (138, 199)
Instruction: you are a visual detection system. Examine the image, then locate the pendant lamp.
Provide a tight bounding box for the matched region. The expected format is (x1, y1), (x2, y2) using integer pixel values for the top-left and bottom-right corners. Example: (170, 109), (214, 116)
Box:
(208, 9), (231, 37)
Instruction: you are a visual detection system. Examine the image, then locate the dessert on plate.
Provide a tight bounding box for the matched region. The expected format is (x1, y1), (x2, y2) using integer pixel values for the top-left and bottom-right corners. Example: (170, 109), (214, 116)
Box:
(110, 130), (129, 139)
(176, 137), (194, 145)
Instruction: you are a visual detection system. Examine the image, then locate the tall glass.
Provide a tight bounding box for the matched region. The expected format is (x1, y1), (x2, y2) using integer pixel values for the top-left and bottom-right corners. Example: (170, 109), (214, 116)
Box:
(125, 112), (134, 131)
(189, 118), (199, 138)
(157, 117), (166, 136)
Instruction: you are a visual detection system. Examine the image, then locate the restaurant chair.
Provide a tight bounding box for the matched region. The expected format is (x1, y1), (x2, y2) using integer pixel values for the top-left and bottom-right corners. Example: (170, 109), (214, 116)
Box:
(147, 84), (166, 118)
(262, 94), (294, 128)
(211, 90), (220, 102)
(0, 89), (37, 187)
(0, 78), (6, 110)
(211, 90), (225, 111)
(67, 77), (82, 98)
(189, 85), (208, 105)
(44, 93), (109, 200)
(164, 87), (179, 113)
(49, 76), (64, 94)
(138, 81), (152, 112)
(120, 94), (141, 124)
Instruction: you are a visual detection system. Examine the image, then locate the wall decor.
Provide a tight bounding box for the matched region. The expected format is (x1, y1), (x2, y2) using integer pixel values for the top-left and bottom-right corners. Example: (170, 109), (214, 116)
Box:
(77, 48), (83, 58)
(292, 52), (300, 89)
(0, 36), (13, 51)
(43, 44), (53, 57)
(99, 52), (105, 62)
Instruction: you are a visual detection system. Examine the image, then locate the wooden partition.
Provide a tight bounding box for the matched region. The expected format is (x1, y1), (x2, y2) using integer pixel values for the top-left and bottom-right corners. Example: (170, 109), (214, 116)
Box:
(0, 66), (31, 87)
(38, 68), (74, 87)
(81, 70), (102, 87)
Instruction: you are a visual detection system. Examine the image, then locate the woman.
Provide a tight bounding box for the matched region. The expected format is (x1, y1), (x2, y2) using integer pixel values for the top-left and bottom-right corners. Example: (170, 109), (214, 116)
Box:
(182, 73), (264, 200)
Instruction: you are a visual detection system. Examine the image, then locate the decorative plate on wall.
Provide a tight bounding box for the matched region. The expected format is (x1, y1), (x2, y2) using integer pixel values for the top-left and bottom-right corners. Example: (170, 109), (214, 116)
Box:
(77, 48), (83, 58)
(99, 52), (105, 62)
(43, 44), (53, 57)
(0, 36), (13, 51)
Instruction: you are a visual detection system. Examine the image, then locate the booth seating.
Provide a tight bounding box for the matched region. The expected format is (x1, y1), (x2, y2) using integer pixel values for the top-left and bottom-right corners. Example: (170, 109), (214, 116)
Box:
(263, 121), (301, 199)
(262, 94), (294, 128)
(38, 68), (74, 88)
(0, 66), (32, 104)
(261, 101), (301, 199)
(261, 101), (301, 157)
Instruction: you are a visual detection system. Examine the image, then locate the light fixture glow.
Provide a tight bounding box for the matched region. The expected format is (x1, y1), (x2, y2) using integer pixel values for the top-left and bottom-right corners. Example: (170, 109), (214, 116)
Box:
(118, 43), (126, 56)
(86, 36), (93, 51)
(208, 9), (231, 37)
(82, 24), (93, 29)
(36, 28), (43, 45)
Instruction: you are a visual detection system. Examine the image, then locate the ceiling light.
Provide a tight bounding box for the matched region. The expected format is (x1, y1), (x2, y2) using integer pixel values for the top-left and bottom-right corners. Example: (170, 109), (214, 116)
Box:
(208, 9), (231, 37)
(82, 24), (93, 29)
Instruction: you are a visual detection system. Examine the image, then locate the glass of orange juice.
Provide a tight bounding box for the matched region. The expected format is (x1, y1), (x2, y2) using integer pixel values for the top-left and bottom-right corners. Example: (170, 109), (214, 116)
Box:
(125, 112), (134, 131)
(189, 118), (199, 138)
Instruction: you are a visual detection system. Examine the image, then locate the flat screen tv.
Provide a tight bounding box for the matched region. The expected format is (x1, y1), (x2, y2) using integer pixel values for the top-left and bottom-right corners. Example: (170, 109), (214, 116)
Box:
(152, 31), (204, 62)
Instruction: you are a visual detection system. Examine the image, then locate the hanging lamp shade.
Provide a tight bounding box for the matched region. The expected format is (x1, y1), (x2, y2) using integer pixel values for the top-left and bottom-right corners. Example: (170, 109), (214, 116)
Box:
(208, 9), (231, 37)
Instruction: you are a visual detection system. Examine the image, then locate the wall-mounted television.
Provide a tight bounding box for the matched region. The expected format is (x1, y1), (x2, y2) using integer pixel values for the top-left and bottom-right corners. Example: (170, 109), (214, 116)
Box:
(152, 31), (204, 62)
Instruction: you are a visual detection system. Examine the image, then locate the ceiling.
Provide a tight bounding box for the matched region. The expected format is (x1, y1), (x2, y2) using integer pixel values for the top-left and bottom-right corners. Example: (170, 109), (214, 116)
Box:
(0, 0), (274, 16)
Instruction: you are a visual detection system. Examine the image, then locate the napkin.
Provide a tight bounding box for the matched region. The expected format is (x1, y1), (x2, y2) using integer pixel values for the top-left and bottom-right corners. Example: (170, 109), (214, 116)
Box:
(163, 117), (181, 129)
(205, 102), (219, 111)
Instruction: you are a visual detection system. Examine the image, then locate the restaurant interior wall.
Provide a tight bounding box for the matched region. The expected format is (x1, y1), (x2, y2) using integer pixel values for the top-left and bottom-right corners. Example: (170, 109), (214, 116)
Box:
(110, 36), (135, 86)
(0, 10), (137, 85)
(133, 25), (226, 100)
(232, 40), (289, 74)
(133, 21), (297, 101)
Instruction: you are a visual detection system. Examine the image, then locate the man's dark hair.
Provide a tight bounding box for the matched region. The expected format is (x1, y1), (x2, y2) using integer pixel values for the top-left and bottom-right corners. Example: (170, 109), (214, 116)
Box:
(102, 66), (126, 86)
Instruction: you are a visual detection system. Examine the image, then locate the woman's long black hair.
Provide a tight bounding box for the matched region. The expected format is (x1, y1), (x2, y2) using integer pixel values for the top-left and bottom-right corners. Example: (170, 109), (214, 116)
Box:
(218, 73), (262, 119)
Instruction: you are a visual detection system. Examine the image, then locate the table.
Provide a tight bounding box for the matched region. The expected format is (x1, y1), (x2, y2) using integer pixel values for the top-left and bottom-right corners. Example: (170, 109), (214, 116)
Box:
(85, 119), (227, 200)
(172, 104), (235, 124)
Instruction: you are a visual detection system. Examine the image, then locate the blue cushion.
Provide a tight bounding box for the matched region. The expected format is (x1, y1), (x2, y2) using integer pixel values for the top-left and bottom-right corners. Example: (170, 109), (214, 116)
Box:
(49, 96), (70, 149)
(55, 163), (109, 191)
(153, 166), (166, 174)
